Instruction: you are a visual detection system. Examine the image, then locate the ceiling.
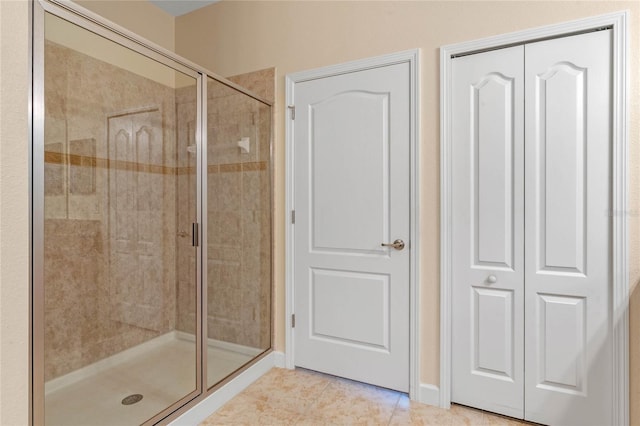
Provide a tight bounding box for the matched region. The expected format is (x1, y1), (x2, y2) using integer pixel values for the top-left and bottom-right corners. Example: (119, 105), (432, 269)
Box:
(148, 0), (220, 17)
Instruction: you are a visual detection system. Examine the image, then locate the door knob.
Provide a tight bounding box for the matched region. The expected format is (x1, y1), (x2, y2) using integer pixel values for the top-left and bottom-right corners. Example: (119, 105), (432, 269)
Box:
(381, 239), (405, 250)
(487, 274), (497, 284)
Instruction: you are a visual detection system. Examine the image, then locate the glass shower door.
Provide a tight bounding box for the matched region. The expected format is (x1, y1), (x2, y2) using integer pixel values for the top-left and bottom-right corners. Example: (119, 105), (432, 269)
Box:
(205, 78), (272, 388)
(37, 11), (201, 425)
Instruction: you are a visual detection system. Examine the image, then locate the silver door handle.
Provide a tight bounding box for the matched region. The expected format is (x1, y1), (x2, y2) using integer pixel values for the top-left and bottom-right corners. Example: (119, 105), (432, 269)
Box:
(381, 239), (405, 250)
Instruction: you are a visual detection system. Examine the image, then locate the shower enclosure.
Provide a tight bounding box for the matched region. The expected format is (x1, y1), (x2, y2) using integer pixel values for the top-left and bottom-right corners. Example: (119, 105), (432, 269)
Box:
(31, 2), (272, 425)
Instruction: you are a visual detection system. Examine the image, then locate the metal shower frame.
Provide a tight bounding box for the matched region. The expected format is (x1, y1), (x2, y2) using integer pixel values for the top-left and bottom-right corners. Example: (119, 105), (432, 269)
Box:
(30, 1), (275, 424)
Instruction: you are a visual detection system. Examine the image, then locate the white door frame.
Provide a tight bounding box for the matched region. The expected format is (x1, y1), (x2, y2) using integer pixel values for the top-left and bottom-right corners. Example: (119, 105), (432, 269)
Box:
(285, 49), (420, 399)
(440, 11), (629, 424)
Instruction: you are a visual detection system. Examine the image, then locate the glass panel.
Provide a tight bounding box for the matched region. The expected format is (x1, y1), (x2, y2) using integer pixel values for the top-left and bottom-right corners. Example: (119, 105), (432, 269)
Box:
(205, 77), (272, 388)
(42, 13), (198, 425)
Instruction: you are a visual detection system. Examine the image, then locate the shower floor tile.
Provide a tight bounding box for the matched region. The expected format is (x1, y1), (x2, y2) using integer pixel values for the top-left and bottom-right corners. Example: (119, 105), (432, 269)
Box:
(45, 336), (252, 426)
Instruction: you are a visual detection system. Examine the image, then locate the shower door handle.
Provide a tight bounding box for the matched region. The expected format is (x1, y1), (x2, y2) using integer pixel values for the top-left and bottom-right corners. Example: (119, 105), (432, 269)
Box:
(192, 223), (199, 247)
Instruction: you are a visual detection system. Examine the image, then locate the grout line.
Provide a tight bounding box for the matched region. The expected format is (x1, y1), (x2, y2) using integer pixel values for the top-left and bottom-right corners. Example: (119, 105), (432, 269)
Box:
(387, 393), (403, 426)
(298, 368), (334, 421)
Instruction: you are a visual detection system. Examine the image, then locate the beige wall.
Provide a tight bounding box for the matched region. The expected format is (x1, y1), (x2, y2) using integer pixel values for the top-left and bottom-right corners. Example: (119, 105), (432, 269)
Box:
(45, 13), (179, 88)
(74, 0), (175, 52)
(175, 0), (640, 420)
(0, 0), (31, 424)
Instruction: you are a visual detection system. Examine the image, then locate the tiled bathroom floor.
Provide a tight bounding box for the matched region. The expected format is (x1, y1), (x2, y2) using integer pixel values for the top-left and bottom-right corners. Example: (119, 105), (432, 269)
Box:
(200, 367), (532, 425)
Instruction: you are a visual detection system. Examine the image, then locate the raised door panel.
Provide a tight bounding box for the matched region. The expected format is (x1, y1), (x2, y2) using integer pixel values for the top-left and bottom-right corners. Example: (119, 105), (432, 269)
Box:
(310, 268), (390, 350)
(535, 64), (586, 274)
(109, 116), (135, 316)
(537, 294), (586, 394)
(112, 126), (134, 248)
(524, 30), (612, 426)
(132, 111), (164, 329)
(451, 45), (524, 419)
(472, 287), (514, 380)
(472, 74), (515, 269)
(310, 91), (389, 255)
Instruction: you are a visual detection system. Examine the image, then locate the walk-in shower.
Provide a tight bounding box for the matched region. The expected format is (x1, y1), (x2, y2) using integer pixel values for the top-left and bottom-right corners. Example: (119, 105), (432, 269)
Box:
(31, 2), (273, 425)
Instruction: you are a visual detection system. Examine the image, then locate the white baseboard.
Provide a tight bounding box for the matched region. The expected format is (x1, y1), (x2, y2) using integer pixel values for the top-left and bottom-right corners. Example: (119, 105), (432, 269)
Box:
(273, 351), (286, 368)
(418, 383), (441, 407)
(169, 352), (276, 426)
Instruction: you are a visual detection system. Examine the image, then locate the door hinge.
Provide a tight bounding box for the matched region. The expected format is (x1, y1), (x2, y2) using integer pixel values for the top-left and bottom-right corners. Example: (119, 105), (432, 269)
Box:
(291, 210), (295, 224)
(192, 222), (199, 247)
(291, 314), (296, 328)
(288, 105), (295, 120)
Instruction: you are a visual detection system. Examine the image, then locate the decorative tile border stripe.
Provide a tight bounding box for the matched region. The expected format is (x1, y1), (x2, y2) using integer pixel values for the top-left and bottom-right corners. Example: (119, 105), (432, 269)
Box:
(242, 161), (267, 171)
(176, 166), (197, 175)
(44, 151), (267, 176)
(219, 163), (242, 173)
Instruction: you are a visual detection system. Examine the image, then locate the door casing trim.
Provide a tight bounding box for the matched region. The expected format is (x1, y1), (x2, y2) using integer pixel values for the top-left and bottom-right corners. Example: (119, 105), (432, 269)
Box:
(285, 48), (420, 398)
(440, 11), (629, 424)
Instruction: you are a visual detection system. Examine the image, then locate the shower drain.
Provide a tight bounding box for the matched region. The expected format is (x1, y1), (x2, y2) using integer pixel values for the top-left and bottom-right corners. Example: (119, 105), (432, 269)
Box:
(121, 394), (143, 405)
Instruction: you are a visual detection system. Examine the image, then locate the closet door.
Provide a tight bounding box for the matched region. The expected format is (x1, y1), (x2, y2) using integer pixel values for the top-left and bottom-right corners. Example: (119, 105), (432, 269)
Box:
(451, 46), (525, 418)
(524, 30), (612, 426)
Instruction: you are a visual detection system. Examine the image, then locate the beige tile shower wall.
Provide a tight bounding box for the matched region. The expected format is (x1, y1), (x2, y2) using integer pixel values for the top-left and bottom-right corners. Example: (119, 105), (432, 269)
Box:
(174, 85), (199, 334)
(228, 68), (276, 104)
(206, 91), (271, 349)
(43, 41), (182, 381)
(175, 72), (273, 350)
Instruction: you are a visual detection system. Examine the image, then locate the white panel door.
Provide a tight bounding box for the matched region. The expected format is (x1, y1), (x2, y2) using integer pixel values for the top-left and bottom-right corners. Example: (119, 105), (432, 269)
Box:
(108, 109), (165, 331)
(293, 62), (410, 392)
(451, 45), (525, 418)
(451, 29), (613, 425)
(524, 30), (612, 426)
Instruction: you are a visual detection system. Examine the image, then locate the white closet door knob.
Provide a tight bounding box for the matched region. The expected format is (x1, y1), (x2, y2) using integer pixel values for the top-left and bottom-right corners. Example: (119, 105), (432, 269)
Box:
(487, 275), (497, 284)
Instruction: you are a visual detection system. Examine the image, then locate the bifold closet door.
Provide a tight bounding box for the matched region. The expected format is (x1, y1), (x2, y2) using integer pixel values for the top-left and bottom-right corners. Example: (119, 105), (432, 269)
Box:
(523, 30), (612, 426)
(451, 29), (613, 426)
(451, 45), (525, 418)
